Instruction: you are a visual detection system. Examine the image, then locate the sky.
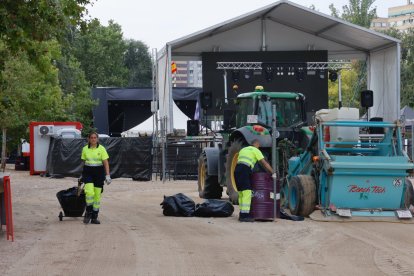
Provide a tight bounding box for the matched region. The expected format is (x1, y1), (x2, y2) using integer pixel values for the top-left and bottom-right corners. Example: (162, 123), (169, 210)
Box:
(87, 0), (407, 50)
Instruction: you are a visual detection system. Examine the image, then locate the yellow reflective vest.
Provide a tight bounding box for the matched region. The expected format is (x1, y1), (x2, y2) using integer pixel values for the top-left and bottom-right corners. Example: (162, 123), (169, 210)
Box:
(237, 146), (264, 169)
(81, 144), (109, 166)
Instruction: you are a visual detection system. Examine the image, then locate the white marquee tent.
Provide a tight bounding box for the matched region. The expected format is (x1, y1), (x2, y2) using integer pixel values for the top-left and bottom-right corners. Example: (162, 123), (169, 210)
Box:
(157, 0), (401, 133)
(122, 101), (190, 136)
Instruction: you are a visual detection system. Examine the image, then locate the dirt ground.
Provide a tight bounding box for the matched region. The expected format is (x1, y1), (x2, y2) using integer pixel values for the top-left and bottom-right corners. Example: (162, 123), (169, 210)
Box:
(1, 168), (414, 276)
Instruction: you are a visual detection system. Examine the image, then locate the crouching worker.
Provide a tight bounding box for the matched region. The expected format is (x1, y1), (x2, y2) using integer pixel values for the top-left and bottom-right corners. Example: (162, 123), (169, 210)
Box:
(234, 139), (274, 222)
(81, 132), (111, 224)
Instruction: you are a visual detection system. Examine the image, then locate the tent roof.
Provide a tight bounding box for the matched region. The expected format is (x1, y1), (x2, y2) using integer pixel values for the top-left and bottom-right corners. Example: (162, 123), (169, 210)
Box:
(168, 0), (400, 60)
(401, 105), (414, 120)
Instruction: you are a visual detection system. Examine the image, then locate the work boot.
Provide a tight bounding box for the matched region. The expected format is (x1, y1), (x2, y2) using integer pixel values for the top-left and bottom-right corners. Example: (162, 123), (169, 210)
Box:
(240, 216), (255, 222)
(83, 206), (93, 224)
(239, 213), (255, 222)
(91, 211), (100, 224)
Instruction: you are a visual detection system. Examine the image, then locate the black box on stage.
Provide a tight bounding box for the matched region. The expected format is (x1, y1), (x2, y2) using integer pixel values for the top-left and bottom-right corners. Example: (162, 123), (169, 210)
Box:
(187, 120), (199, 136)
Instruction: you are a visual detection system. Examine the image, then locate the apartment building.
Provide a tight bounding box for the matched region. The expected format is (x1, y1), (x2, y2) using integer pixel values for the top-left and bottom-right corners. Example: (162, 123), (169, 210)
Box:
(172, 61), (202, 87)
(371, 1), (414, 32)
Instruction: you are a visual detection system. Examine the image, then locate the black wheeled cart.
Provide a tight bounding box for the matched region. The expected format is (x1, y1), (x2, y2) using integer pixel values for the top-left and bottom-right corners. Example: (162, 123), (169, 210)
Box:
(56, 183), (86, 221)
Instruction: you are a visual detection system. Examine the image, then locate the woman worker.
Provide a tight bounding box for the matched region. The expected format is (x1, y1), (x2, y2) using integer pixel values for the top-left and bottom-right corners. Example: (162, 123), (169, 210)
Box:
(81, 132), (111, 224)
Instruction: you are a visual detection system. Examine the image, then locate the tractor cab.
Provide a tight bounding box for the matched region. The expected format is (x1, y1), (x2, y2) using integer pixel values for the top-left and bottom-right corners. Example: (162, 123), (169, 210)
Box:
(235, 91), (307, 134)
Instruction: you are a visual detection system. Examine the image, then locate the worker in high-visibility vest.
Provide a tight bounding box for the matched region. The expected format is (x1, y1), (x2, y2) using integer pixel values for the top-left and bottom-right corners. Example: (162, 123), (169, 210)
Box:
(81, 132), (111, 224)
(234, 139), (274, 222)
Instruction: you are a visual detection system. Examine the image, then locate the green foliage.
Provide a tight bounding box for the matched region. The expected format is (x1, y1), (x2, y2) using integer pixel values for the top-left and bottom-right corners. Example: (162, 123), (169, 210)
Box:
(399, 29), (414, 108)
(380, 28), (414, 109)
(124, 39), (152, 87)
(0, 0), (94, 156)
(0, 40), (65, 138)
(0, 0), (93, 64)
(0, 1), (153, 156)
(72, 19), (129, 87)
(56, 53), (97, 135)
(329, 0), (377, 28)
(329, 4), (340, 18)
(327, 0), (376, 113)
(68, 20), (153, 88)
(328, 68), (360, 109)
(342, 0), (377, 28)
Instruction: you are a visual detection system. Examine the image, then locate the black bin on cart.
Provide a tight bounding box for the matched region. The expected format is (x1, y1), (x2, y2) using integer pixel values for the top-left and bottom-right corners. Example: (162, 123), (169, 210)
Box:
(56, 187), (86, 220)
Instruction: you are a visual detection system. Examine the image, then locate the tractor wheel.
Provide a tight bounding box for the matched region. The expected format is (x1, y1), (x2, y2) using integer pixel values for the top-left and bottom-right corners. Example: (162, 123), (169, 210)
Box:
(225, 140), (243, 204)
(403, 178), (414, 208)
(288, 175), (316, 217)
(198, 152), (222, 199)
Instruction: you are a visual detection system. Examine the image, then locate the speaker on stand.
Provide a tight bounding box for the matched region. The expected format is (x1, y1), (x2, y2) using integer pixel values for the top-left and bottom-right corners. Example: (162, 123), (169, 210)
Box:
(361, 90), (373, 121)
(200, 92), (213, 135)
(200, 91), (213, 109)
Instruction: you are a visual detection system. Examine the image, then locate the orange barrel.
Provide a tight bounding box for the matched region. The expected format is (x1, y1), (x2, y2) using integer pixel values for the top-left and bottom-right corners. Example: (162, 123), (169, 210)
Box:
(251, 172), (279, 220)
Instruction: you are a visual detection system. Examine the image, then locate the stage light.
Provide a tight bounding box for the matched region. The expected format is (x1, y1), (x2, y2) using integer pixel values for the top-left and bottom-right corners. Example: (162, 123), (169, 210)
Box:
(329, 70), (338, 82)
(232, 70), (240, 82)
(264, 66), (274, 82)
(276, 67), (284, 76)
(243, 70), (252, 80)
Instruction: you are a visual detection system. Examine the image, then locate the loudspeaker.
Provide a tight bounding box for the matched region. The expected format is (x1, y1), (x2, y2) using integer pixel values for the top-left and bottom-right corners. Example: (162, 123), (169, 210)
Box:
(187, 120), (199, 136)
(361, 90), (373, 108)
(200, 92), (213, 109)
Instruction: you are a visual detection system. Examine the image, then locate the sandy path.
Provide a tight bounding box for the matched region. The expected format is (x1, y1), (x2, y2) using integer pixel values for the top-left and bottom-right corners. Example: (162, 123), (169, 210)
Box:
(1, 169), (414, 276)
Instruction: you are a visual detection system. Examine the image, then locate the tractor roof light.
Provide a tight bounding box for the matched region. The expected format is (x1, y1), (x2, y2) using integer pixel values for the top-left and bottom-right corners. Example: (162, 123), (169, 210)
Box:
(253, 125), (265, 132)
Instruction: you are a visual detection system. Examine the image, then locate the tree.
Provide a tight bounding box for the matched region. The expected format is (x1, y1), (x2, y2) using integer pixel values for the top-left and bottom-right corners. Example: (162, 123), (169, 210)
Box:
(0, 40), (66, 169)
(399, 29), (414, 108)
(329, 4), (340, 18)
(380, 28), (414, 109)
(0, 0), (93, 169)
(0, 0), (93, 63)
(124, 40), (152, 87)
(328, 0), (377, 112)
(329, 0), (377, 28)
(328, 67), (361, 109)
(72, 19), (129, 87)
(56, 52), (96, 135)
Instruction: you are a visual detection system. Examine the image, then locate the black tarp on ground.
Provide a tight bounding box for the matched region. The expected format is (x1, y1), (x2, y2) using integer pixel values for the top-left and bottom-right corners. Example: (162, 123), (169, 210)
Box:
(46, 137), (153, 180)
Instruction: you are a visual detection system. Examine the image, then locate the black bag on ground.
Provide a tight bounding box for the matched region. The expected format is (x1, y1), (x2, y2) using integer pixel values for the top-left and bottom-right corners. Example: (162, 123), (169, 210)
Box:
(194, 199), (234, 217)
(160, 193), (195, 217)
(56, 186), (86, 217)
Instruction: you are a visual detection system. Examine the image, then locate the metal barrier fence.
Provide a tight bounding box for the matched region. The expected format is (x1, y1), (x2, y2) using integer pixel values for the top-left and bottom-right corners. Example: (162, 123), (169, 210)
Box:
(153, 143), (202, 180)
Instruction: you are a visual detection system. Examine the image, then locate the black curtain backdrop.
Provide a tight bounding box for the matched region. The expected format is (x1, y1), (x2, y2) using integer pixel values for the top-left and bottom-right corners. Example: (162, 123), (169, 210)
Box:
(92, 87), (201, 135)
(46, 137), (153, 181)
(202, 51), (328, 117)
